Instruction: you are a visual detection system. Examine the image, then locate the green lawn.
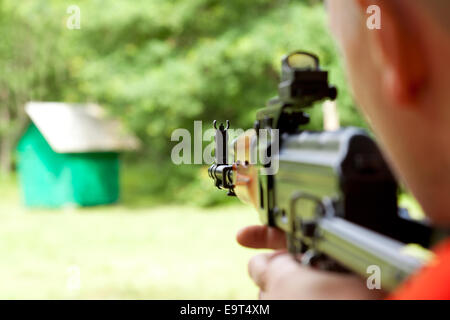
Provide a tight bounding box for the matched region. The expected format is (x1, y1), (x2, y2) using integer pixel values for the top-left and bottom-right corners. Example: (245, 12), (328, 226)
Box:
(0, 176), (425, 300)
(0, 179), (261, 299)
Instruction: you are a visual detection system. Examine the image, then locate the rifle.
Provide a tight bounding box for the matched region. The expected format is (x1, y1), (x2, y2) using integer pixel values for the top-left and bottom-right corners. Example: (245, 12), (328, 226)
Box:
(208, 51), (436, 291)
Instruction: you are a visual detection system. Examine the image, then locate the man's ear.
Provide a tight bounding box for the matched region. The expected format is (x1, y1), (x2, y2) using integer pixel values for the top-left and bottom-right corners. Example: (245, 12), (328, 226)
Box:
(356, 0), (427, 106)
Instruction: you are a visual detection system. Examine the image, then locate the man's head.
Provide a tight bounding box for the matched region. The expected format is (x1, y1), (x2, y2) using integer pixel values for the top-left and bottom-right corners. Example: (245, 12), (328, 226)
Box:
(327, 0), (450, 224)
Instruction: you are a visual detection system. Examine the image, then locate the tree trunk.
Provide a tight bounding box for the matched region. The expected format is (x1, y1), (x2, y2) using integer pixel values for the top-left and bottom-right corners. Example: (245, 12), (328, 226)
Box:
(0, 105), (12, 176)
(323, 100), (340, 132)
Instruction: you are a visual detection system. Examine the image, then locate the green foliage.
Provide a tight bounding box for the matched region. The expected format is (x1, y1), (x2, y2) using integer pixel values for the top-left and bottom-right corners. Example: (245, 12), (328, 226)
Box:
(0, 0), (367, 204)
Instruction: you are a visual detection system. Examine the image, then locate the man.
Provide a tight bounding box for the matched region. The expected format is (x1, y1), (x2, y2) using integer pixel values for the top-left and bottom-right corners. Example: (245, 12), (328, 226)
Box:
(237, 0), (450, 299)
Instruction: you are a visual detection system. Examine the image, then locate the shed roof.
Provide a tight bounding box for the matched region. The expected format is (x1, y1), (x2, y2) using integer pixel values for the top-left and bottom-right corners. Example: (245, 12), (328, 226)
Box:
(25, 102), (140, 153)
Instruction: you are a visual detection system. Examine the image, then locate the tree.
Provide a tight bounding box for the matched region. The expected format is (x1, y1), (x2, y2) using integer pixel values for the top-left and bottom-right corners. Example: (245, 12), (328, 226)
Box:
(0, 2), (67, 176)
(0, 0), (366, 203)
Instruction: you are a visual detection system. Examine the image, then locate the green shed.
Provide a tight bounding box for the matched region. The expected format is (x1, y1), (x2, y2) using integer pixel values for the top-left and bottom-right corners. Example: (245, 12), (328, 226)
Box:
(17, 102), (139, 208)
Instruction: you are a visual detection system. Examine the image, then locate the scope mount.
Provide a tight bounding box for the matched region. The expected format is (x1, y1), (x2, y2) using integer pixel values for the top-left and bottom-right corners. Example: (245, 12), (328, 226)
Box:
(256, 51), (337, 134)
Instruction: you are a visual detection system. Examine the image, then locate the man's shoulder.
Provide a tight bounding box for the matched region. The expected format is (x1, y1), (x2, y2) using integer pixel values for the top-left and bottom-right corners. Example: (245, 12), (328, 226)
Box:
(390, 240), (450, 300)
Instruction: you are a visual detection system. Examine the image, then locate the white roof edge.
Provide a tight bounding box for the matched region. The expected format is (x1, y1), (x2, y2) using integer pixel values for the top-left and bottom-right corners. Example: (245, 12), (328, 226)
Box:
(25, 102), (140, 153)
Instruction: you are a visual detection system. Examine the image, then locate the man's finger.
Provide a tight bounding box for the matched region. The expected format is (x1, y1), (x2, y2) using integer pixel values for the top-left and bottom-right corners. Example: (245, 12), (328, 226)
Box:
(248, 253), (271, 291)
(248, 250), (290, 292)
(237, 225), (286, 249)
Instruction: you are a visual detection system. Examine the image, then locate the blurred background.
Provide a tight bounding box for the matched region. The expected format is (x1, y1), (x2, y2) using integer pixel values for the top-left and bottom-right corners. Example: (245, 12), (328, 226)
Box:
(0, 0), (377, 299)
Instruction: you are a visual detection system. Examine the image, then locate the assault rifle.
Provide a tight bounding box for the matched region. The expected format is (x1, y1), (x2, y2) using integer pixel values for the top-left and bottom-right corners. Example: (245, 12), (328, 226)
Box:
(208, 51), (435, 291)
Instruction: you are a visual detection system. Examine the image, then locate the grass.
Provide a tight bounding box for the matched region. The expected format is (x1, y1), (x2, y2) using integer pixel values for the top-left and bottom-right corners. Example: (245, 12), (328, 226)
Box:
(0, 174), (426, 300)
(398, 193), (425, 220)
(0, 177), (261, 299)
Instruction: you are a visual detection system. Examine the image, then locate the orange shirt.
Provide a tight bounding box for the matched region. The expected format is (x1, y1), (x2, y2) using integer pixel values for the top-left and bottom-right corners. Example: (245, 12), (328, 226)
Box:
(390, 240), (450, 300)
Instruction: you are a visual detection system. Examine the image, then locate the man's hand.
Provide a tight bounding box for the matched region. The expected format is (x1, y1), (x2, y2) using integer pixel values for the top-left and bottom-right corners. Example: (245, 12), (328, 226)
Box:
(237, 225), (385, 300)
